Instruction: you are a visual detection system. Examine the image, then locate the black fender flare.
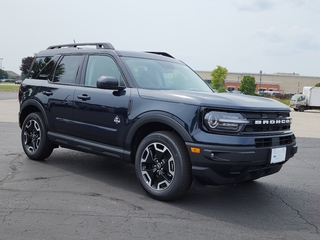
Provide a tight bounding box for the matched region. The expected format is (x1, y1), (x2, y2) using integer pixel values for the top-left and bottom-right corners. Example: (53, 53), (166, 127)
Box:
(125, 113), (193, 150)
(19, 99), (49, 128)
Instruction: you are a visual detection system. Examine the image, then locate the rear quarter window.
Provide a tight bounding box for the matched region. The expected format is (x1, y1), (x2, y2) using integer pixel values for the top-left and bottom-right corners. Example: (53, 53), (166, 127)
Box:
(29, 56), (53, 79)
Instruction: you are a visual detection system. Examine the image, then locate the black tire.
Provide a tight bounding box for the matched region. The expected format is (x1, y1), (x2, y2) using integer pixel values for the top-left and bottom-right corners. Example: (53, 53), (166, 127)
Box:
(293, 108), (299, 112)
(135, 131), (192, 201)
(21, 112), (53, 160)
(299, 106), (305, 112)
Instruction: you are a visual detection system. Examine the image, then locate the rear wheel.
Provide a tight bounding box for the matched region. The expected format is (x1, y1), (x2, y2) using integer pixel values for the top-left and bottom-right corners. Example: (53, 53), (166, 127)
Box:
(135, 131), (192, 201)
(21, 112), (53, 160)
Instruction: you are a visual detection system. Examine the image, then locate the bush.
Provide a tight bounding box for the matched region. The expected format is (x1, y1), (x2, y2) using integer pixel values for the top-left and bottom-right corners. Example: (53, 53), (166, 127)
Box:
(218, 88), (227, 93)
(261, 93), (292, 106)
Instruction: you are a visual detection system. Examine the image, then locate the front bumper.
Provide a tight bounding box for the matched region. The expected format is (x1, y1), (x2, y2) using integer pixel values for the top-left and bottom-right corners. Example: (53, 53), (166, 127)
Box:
(186, 140), (298, 185)
(290, 104), (298, 109)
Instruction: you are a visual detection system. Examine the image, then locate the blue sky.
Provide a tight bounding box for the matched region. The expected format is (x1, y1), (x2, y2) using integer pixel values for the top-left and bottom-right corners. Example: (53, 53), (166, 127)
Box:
(1, 0), (319, 76)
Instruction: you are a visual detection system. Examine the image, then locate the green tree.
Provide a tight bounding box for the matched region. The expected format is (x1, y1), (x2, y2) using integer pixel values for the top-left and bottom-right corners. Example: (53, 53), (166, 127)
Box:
(239, 75), (256, 95)
(20, 56), (35, 75)
(315, 83), (320, 87)
(0, 69), (8, 79)
(211, 66), (228, 91)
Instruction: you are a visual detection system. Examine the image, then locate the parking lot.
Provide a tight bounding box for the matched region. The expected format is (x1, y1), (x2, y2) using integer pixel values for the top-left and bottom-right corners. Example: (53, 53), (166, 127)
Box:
(0, 91), (319, 240)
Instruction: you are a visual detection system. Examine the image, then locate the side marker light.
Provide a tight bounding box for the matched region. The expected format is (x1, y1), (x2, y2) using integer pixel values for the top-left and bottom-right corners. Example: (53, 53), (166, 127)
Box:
(191, 147), (201, 154)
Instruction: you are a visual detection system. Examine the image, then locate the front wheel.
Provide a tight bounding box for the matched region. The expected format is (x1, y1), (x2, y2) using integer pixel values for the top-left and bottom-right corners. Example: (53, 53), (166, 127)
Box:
(299, 106), (305, 112)
(21, 112), (53, 160)
(135, 131), (192, 201)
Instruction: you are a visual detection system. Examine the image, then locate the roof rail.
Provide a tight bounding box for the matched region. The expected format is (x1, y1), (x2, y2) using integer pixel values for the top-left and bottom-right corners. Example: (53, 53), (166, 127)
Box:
(145, 52), (175, 58)
(47, 43), (115, 50)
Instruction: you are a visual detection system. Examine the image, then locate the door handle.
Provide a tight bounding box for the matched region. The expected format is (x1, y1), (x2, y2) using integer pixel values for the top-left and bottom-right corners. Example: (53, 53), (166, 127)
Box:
(42, 91), (53, 96)
(77, 94), (91, 101)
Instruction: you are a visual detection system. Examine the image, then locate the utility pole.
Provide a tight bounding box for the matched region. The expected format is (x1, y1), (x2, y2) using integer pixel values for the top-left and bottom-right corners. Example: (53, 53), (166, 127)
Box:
(0, 58), (3, 80)
(259, 70), (262, 93)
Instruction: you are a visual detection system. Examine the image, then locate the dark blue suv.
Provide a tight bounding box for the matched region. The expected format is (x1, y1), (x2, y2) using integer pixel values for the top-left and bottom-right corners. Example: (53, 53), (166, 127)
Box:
(19, 43), (297, 200)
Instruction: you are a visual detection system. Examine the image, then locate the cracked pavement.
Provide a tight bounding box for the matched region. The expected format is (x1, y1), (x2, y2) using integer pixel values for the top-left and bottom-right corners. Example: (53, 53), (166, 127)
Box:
(0, 91), (319, 239)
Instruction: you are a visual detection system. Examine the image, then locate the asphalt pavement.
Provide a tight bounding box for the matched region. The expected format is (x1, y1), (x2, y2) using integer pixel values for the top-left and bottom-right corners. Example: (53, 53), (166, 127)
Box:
(0, 91), (319, 240)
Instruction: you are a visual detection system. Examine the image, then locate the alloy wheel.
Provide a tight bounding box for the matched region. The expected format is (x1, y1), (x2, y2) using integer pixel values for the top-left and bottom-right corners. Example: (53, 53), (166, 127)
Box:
(23, 119), (41, 153)
(140, 142), (175, 190)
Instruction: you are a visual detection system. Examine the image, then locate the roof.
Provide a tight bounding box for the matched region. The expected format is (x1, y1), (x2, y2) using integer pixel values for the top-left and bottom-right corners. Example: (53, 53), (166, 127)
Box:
(5, 70), (20, 77)
(37, 43), (176, 62)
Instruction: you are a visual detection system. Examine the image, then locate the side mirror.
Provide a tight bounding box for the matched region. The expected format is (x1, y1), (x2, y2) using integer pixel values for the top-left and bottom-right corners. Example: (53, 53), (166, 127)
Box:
(96, 76), (125, 90)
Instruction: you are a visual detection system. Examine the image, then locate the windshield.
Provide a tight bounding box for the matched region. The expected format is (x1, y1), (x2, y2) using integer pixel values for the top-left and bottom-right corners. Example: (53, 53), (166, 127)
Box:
(291, 95), (301, 100)
(121, 57), (212, 92)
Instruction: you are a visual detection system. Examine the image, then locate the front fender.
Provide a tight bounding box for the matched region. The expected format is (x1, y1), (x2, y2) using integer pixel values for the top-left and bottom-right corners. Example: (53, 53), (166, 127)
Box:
(125, 112), (193, 149)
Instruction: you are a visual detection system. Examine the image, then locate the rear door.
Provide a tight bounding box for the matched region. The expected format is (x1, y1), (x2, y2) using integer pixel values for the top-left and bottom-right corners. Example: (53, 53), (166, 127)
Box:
(39, 55), (84, 136)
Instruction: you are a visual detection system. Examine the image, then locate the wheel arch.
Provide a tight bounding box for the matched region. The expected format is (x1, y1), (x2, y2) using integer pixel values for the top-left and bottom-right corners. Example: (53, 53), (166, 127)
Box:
(125, 113), (193, 163)
(19, 99), (48, 129)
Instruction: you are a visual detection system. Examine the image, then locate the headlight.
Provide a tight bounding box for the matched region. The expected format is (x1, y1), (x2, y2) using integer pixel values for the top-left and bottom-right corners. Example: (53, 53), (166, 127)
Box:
(203, 111), (249, 133)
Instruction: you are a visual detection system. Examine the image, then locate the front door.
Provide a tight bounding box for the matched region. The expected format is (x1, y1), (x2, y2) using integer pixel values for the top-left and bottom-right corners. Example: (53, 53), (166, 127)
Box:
(73, 55), (130, 148)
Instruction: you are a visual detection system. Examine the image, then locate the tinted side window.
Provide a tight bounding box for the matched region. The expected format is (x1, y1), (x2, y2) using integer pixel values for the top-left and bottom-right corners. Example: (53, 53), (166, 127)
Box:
(53, 55), (83, 84)
(35, 55), (60, 80)
(29, 56), (52, 79)
(85, 55), (122, 87)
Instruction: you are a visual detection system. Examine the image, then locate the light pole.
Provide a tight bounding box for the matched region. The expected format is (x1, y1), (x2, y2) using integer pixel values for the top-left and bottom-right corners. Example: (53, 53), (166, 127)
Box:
(259, 70), (262, 93)
(0, 58), (3, 80)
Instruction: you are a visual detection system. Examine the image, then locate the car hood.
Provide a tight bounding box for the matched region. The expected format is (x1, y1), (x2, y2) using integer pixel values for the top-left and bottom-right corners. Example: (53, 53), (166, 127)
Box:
(137, 89), (290, 111)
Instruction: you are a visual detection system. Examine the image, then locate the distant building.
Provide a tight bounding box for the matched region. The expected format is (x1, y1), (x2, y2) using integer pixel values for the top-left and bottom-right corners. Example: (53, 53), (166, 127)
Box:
(4, 70), (20, 80)
(196, 71), (320, 94)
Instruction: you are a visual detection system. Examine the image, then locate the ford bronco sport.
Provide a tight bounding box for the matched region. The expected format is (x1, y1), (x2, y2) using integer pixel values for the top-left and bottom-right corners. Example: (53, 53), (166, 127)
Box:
(19, 43), (298, 200)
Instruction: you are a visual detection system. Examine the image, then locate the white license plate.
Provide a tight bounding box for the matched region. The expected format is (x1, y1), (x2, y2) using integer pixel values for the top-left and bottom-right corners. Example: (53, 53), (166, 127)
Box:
(270, 147), (286, 164)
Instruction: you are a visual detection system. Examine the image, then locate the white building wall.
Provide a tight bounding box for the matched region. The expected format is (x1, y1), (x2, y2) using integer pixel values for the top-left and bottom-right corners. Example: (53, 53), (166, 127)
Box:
(196, 71), (320, 94)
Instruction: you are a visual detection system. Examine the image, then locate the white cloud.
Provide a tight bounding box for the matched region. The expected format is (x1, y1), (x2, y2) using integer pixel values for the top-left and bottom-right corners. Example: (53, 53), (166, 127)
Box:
(288, 26), (320, 50)
(234, 0), (276, 11)
(253, 25), (320, 56)
(253, 27), (283, 43)
(234, 0), (309, 11)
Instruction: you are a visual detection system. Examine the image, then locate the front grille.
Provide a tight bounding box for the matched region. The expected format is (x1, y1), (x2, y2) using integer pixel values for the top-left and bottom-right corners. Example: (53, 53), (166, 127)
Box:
(242, 111), (291, 133)
(241, 111), (294, 148)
